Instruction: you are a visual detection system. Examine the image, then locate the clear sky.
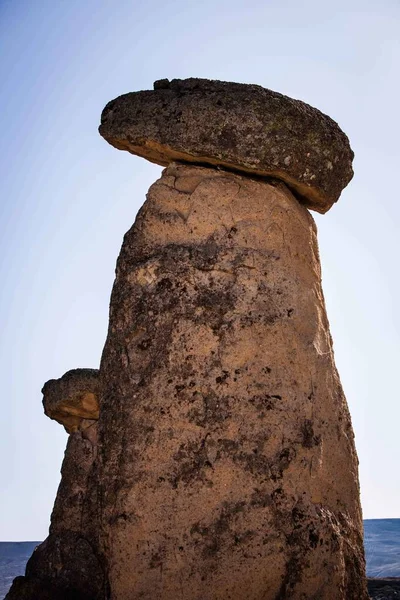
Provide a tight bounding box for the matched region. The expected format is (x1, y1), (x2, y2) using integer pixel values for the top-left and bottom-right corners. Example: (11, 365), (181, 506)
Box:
(0, 0), (399, 541)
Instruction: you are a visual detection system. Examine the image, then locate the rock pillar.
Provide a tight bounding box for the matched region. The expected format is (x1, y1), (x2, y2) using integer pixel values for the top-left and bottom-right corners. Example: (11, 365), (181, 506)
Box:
(97, 163), (367, 599)
(7, 78), (368, 600)
(6, 370), (104, 600)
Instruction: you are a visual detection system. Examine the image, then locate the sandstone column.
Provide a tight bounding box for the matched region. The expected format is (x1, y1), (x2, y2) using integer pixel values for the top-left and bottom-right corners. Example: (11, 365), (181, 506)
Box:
(7, 78), (369, 600)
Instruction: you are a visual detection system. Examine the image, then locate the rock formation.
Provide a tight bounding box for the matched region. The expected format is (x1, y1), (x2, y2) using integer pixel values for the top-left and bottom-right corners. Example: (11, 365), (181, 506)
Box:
(43, 368), (100, 433)
(6, 78), (368, 600)
(7, 370), (104, 599)
(99, 78), (354, 214)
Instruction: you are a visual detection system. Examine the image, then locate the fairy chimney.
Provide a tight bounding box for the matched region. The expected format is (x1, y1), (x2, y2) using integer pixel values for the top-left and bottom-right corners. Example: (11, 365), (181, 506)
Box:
(6, 79), (368, 600)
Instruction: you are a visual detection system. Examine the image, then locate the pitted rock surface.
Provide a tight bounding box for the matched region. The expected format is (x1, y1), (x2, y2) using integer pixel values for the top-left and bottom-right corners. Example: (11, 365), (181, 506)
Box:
(99, 78), (354, 213)
(6, 424), (104, 600)
(95, 164), (368, 599)
(42, 368), (100, 433)
(6, 370), (104, 599)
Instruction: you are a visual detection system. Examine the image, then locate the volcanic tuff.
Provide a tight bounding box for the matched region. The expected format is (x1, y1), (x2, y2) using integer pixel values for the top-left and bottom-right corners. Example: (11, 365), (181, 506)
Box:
(6, 79), (368, 600)
(42, 368), (100, 433)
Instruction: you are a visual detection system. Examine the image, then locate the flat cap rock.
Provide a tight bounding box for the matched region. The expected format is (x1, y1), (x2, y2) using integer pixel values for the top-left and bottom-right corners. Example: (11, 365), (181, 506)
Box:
(99, 78), (354, 213)
(42, 368), (100, 433)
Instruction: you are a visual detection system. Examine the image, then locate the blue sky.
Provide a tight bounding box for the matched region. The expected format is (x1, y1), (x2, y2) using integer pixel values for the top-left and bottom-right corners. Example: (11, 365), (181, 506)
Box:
(0, 0), (399, 540)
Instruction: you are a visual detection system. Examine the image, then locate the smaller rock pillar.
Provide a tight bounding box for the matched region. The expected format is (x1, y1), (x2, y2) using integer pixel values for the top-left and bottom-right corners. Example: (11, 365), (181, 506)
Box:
(5, 369), (104, 600)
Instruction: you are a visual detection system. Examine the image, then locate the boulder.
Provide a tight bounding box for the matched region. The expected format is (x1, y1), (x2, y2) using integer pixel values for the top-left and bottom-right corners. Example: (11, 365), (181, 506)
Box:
(99, 78), (354, 213)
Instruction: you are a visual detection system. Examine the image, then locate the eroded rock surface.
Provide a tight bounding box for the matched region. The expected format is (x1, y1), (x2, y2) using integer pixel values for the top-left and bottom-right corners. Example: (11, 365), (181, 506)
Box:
(42, 368), (100, 433)
(8, 79), (366, 599)
(6, 371), (104, 600)
(99, 78), (354, 213)
(97, 164), (368, 599)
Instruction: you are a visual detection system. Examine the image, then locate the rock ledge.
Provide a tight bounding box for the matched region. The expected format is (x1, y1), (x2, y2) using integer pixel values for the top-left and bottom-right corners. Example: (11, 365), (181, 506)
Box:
(42, 368), (99, 433)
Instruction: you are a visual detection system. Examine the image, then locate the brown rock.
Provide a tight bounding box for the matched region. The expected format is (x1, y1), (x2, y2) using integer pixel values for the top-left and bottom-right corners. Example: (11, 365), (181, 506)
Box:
(9, 82), (366, 600)
(6, 372), (104, 600)
(96, 164), (368, 599)
(99, 78), (354, 213)
(6, 428), (104, 600)
(42, 368), (100, 433)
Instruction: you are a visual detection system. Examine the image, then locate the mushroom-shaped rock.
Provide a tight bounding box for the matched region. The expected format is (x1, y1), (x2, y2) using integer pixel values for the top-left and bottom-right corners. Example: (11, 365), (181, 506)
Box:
(7, 81), (366, 600)
(7, 370), (103, 600)
(42, 368), (100, 433)
(99, 77), (354, 213)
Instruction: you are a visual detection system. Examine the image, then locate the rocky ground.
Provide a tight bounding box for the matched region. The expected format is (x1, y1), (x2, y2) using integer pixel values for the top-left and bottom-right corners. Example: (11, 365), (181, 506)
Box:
(368, 579), (400, 599)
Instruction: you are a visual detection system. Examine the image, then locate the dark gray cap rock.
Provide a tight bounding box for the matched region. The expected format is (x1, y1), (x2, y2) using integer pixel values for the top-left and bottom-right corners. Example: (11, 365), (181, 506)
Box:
(42, 368), (100, 433)
(99, 78), (354, 213)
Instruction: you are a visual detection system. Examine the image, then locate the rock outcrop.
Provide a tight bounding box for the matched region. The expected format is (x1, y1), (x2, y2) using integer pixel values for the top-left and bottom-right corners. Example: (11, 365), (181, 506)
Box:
(7, 79), (368, 600)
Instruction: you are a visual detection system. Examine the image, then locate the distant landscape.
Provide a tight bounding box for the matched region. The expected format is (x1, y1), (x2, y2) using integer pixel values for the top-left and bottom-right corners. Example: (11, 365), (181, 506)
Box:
(0, 542), (38, 599)
(364, 519), (400, 578)
(0, 520), (398, 598)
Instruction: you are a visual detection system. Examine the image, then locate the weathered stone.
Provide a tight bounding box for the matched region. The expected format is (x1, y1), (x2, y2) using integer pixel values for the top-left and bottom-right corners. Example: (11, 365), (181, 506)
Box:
(6, 424), (104, 600)
(6, 370), (104, 600)
(95, 164), (368, 599)
(99, 78), (354, 213)
(8, 81), (367, 600)
(42, 368), (100, 433)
